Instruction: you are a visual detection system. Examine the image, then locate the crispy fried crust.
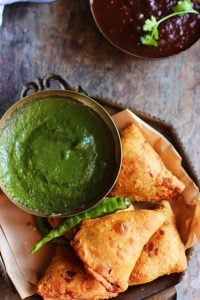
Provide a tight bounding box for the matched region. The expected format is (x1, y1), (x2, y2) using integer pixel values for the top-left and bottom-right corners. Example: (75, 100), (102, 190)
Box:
(37, 246), (117, 300)
(73, 210), (165, 293)
(110, 124), (185, 201)
(129, 201), (187, 285)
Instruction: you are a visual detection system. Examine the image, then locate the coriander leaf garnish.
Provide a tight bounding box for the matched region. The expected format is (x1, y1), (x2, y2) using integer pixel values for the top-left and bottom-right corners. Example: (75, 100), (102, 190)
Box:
(140, 34), (158, 47)
(141, 16), (159, 46)
(140, 0), (199, 47)
(143, 15), (158, 32)
(173, 0), (197, 13)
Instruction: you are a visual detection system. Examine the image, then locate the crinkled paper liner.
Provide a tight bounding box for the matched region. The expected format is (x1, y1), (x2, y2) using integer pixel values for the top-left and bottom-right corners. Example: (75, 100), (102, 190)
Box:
(0, 109), (199, 298)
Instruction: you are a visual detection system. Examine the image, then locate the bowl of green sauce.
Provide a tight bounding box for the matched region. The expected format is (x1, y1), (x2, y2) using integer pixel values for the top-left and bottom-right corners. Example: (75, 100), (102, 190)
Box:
(0, 90), (121, 217)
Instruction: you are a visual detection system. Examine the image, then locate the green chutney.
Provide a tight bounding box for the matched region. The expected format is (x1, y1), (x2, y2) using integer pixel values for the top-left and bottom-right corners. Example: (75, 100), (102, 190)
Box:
(0, 97), (116, 215)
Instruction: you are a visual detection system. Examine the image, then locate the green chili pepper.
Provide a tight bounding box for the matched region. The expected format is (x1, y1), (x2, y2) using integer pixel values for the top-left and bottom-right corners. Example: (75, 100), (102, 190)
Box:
(36, 216), (69, 246)
(31, 197), (132, 254)
(36, 217), (51, 236)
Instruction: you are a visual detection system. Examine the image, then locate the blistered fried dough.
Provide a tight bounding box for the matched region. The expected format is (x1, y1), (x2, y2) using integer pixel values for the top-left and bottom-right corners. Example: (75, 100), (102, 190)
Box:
(73, 210), (165, 293)
(37, 246), (117, 300)
(129, 201), (187, 285)
(110, 123), (185, 201)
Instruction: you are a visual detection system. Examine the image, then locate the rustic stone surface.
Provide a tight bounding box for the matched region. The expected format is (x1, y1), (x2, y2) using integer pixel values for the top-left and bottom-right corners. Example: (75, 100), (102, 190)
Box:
(0, 0), (199, 299)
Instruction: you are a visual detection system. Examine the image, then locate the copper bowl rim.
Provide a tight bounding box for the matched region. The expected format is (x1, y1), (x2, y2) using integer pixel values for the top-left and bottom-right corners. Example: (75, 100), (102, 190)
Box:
(0, 90), (122, 217)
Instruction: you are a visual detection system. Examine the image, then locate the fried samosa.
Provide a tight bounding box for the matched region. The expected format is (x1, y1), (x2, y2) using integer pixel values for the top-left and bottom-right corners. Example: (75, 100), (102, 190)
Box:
(37, 246), (117, 300)
(129, 201), (187, 285)
(73, 210), (165, 293)
(110, 123), (184, 201)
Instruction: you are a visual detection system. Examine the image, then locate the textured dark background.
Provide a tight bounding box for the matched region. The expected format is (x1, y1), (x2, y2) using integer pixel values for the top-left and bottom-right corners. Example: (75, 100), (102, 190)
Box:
(0, 0), (200, 299)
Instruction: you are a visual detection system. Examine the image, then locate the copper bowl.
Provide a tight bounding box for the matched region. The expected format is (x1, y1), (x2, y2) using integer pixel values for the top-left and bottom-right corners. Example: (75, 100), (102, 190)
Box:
(0, 88), (122, 217)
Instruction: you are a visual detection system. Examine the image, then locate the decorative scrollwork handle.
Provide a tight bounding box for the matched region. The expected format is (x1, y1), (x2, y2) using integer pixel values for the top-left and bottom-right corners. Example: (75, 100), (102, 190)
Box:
(20, 73), (88, 98)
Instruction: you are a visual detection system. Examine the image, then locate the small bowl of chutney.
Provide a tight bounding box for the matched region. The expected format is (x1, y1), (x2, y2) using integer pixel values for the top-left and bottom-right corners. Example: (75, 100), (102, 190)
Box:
(0, 90), (122, 217)
(90, 0), (200, 58)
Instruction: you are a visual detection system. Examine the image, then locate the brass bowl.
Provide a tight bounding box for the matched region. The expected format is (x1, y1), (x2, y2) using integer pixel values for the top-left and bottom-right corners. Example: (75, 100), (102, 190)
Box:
(0, 89), (122, 217)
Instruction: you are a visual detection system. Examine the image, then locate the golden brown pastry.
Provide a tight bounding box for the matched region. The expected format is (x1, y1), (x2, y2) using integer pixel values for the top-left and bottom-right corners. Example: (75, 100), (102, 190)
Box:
(129, 201), (187, 285)
(110, 123), (185, 201)
(73, 210), (165, 293)
(37, 245), (117, 300)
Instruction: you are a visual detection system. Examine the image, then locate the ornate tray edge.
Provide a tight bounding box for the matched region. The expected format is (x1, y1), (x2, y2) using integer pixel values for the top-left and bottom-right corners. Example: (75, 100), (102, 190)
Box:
(0, 73), (198, 300)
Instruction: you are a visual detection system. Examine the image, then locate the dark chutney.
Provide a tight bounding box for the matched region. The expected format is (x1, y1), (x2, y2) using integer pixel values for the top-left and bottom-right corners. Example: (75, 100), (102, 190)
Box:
(91, 0), (200, 58)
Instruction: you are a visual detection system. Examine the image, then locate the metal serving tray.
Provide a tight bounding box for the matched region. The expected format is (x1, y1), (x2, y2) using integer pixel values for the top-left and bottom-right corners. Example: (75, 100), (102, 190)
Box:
(0, 74), (199, 300)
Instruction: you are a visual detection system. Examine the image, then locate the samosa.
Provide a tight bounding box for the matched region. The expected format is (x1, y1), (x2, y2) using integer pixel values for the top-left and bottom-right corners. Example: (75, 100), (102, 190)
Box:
(129, 201), (187, 285)
(73, 209), (165, 293)
(37, 245), (118, 300)
(110, 123), (185, 201)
